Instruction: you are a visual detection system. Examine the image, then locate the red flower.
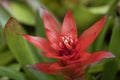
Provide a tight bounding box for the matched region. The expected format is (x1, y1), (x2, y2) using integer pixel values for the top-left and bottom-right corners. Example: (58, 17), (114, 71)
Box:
(22, 9), (115, 80)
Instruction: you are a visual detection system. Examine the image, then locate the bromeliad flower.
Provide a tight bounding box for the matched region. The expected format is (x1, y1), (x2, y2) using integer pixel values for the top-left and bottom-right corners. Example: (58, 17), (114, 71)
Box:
(22, 9), (115, 80)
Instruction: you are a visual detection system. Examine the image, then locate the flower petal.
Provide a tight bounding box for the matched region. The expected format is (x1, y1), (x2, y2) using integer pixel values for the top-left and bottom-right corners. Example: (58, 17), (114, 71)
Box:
(50, 63), (79, 76)
(76, 16), (107, 51)
(43, 53), (66, 59)
(41, 9), (61, 43)
(28, 63), (58, 75)
(22, 34), (55, 53)
(61, 10), (77, 37)
(28, 62), (75, 75)
(43, 52), (76, 60)
(85, 51), (115, 66)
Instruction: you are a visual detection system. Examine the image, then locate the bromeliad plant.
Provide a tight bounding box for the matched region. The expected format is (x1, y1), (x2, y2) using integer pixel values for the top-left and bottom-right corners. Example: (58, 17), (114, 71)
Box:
(22, 9), (115, 80)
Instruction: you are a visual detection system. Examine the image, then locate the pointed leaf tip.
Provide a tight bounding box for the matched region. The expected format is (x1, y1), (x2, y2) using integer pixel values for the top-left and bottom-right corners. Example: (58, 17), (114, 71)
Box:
(40, 9), (61, 43)
(4, 18), (36, 65)
(21, 34), (56, 53)
(106, 52), (116, 58)
(5, 18), (17, 27)
(39, 7), (46, 16)
(85, 52), (115, 66)
(76, 16), (108, 51)
(102, 15), (108, 22)
(62, 10), (77, 36)
(4, 18), (21, 39)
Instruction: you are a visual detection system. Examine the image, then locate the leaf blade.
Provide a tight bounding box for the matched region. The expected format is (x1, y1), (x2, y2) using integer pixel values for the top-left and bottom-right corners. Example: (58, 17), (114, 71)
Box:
(0, 66), (27, 80)
(4, 18), (36, 65)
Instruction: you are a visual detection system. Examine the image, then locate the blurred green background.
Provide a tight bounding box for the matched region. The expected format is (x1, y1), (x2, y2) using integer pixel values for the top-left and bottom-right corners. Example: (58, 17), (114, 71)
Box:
(0, 0), (120, 80)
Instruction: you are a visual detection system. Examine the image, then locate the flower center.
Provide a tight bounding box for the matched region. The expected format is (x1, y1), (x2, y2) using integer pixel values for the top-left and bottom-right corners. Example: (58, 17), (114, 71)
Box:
(58, 35), (77, 56)
(59, 35), (74, 50)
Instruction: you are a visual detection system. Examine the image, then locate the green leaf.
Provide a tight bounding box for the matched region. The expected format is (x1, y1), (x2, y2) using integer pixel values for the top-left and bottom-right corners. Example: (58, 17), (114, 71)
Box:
(100, 17), (119, 80)
(88, 6), (109, 14)
(0, 6), (11, 28)
(4, 18), (36, 65)
(88, 63), (104, 74)
(28, 69), (56, 80)
(35, 11), (46, 38)
(0, 6), (10, 51)
(0, 66), (27, 80)
(100, 59), (118, 80)
(86, 74), (96, 80)
(0, 51), (14, 66)
(108, 17), (120, 57)
(8, 63), (21, 72)
(0, 24), (6, 51)
(2, 1), (35, 25)
(107, 0), (120, 15)
(91, 0), (114, 6)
